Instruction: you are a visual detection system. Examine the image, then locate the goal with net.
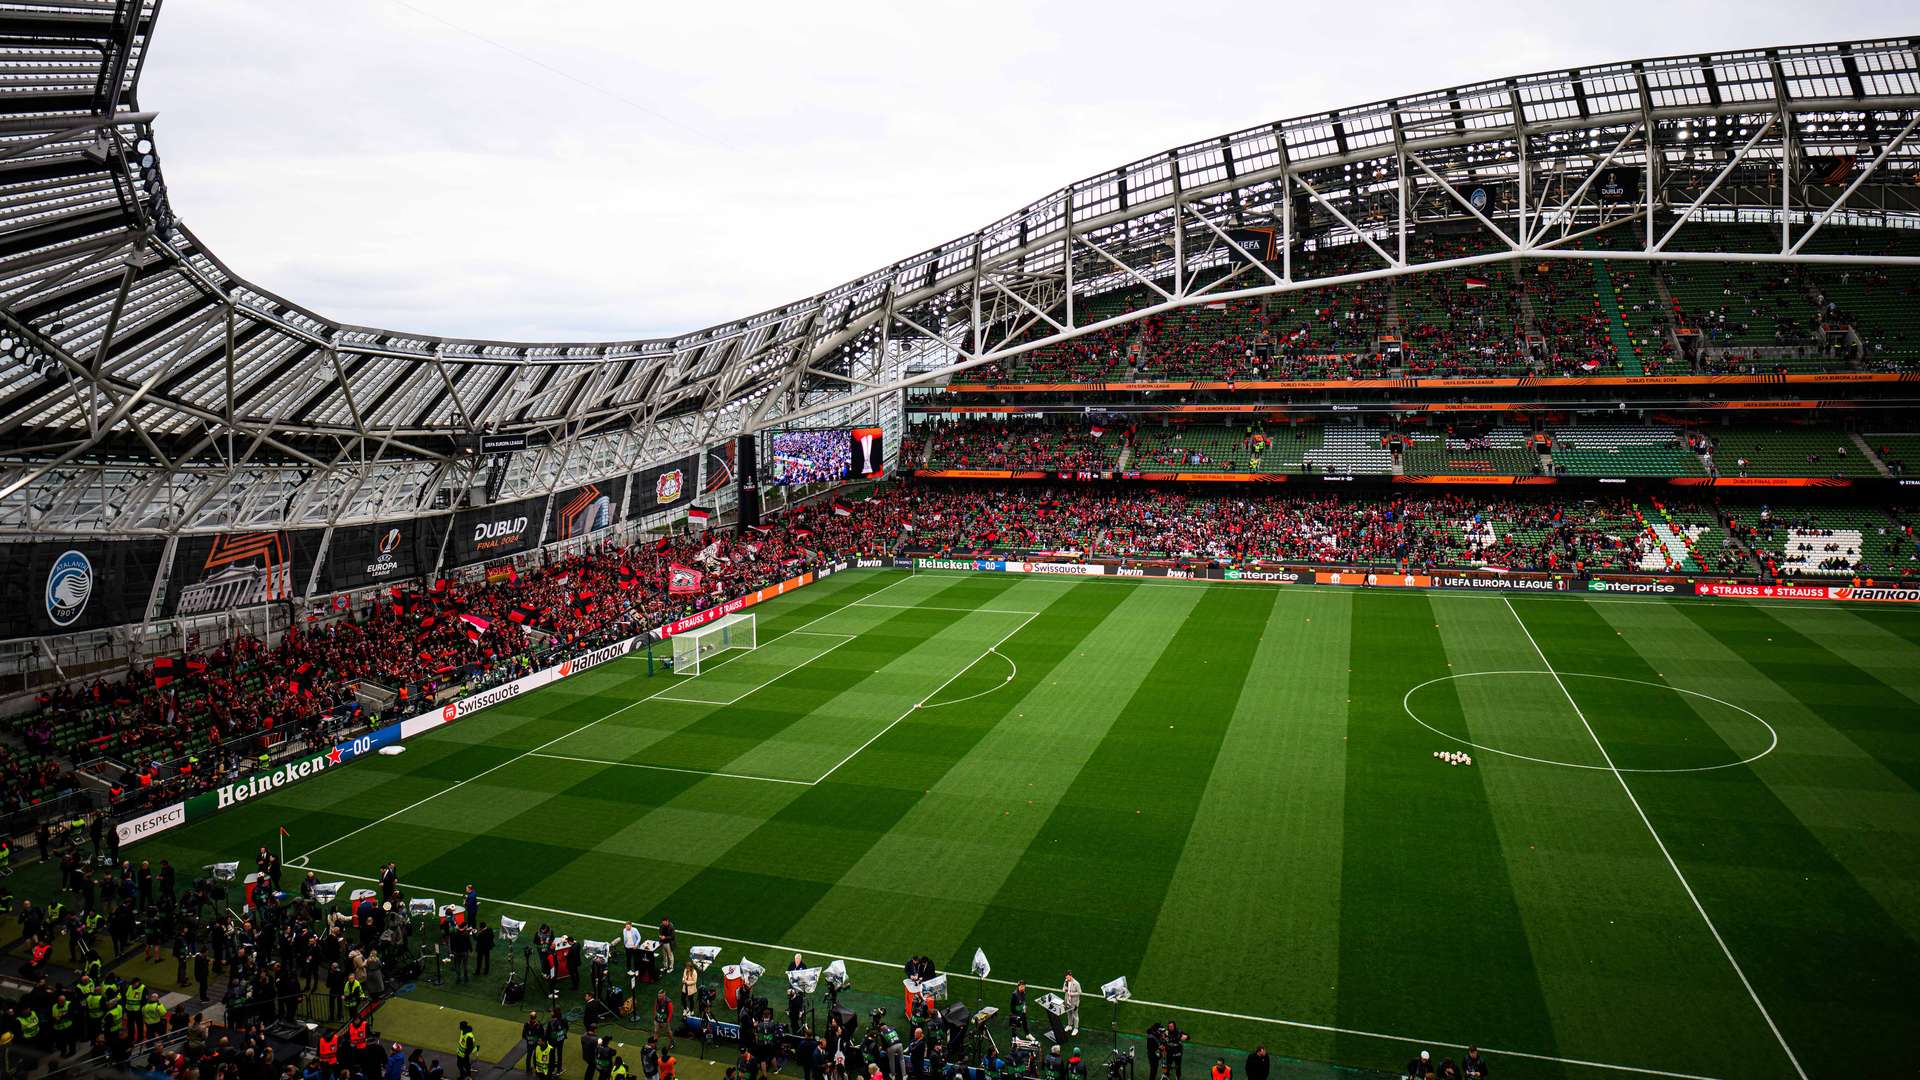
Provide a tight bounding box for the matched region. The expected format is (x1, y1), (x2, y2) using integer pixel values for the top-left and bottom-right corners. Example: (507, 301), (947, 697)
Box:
(670, 612), (757, 676)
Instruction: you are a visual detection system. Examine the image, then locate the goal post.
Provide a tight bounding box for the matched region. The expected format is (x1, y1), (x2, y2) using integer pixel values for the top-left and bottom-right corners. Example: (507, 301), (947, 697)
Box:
(671, 612), (757, 676)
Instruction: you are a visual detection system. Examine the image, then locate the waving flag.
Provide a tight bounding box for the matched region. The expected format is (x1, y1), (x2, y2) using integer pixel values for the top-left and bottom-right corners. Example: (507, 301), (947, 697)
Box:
(668, 563), (704, 596)
(831, 501), (852, 518)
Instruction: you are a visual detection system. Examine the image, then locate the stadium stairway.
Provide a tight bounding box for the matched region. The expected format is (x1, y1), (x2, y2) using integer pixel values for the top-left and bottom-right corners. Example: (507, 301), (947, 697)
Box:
(1592, 262), (1645, 375)
(1851, 431), (1892, 477)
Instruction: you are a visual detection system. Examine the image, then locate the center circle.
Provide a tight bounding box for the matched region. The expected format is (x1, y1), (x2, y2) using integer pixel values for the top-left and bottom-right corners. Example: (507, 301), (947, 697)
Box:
(1401, 671), (1778, 774)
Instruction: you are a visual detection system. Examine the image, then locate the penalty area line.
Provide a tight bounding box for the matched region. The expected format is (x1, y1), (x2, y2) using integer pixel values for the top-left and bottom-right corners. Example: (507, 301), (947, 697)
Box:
(811, 608), (1039, 785)
(290, 572), (917, 864)
(298, 863), (1723, 1080)
(524, 751), (813, 786)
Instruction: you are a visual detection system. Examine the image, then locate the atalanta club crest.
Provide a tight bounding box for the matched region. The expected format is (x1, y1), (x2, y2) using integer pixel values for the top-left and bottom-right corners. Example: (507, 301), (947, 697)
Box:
(656, 468), (685, 505)
(46, 549), (94, 627)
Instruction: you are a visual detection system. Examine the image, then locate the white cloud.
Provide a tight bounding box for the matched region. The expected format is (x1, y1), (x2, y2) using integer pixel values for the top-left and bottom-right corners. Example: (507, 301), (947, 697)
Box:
(142, 0), (1906, 342)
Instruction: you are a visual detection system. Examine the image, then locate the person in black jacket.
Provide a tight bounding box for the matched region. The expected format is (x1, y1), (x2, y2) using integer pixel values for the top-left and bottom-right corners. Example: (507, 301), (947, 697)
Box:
(1009, 982), (1028, 1037)
(475, 922), (495, 976)
(1243, 1046), (1270, 1080)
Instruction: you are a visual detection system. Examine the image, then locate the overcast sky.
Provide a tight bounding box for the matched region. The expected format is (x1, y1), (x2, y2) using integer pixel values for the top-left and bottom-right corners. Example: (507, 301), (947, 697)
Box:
(144, 1), (1905, 344)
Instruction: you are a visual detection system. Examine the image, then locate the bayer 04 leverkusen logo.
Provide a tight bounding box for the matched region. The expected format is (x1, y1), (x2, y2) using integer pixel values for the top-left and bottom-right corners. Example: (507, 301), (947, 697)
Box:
(656, 468), (685, 505)
(46, 549), (94, 627)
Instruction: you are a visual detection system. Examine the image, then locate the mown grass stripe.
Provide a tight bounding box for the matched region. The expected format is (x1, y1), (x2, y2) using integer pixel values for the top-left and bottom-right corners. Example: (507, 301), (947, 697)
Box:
(947, 585), (1277, 1011)
(639, 574), (1133, 946)
(1335, 592), (1563, 1076)
(394, 573), (1037, 917)
(781, 580), (1208, 980)
(1523, 599), (1917, 1078)
(1429, 596), (1781, 1078)
(1135, 588), (1353, 1064)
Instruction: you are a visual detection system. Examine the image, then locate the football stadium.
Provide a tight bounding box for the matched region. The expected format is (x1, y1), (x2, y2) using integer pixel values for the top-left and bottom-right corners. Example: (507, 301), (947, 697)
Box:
(0, 7), (1915, 1080)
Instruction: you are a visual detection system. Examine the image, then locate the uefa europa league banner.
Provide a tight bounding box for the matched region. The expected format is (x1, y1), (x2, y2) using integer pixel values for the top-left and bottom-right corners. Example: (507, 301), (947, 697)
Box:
(0, 538), (169, 640)
(318, 515), (450, 594)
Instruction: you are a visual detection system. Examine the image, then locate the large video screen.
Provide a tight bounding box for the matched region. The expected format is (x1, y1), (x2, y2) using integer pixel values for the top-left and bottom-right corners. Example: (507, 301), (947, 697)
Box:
(766, 428), (852, 486)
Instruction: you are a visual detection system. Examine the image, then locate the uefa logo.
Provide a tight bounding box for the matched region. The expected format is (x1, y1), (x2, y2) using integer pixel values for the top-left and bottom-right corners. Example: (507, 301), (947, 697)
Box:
(46, 549), (94, 627)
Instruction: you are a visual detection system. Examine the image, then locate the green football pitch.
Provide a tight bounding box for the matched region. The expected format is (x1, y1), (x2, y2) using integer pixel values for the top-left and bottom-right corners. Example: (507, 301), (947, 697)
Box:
(128, 568), (1919, 1080)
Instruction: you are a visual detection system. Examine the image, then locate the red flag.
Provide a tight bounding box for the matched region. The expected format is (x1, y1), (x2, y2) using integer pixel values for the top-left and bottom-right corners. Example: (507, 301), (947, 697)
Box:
(668, 563), (704, 596)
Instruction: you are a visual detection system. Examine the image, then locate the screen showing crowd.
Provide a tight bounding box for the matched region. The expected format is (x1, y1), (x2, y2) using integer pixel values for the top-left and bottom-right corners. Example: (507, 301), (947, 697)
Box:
(768, 428), (852, 486)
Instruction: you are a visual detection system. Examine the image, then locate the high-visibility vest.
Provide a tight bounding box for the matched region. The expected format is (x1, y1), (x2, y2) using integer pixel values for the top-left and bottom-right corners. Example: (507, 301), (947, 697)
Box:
(142, 1001), (165, 1026)
(459, 1032), (478, 1058)
(319, 1034), (340, 1064)
(348, 1020), (370, 1049)
(104, 1000), (123, 1028)
(533, 1044), (553, 1075)
(19, 1012), (39, 1039)
(344, 977), (366, 1006)
(123, 983), (143, 1010)
(83, 992), (104, 1020)
(50, 1002), (72, 1031)
(612, 1065), (631, 1080)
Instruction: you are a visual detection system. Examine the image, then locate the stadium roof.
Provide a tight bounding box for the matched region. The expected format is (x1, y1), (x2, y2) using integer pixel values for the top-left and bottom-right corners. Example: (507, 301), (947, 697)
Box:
(0, 3), (1916, 533)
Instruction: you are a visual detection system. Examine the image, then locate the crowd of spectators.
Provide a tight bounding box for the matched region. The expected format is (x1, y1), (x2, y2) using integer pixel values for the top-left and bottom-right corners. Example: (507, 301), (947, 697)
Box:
(9, 497), (910, 819)
(10, 476), (1919, 823)
(911, 416), (1127, 472)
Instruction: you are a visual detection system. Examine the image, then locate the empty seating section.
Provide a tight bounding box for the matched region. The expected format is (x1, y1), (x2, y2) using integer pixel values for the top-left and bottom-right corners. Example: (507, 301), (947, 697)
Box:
(1650, 501), (1751, 575)
(918, 416), (1125, 472)
(1721, 504), (1908, 577)
(1551, 426), (1705, 477)
(1594, 261), (1677, 373)
(1303, 427), (1394, 474)
(1865, 434), (1920, 476)
(1403, 428), (1539, 475)
(957, 223), (1920, 384)
(1134, 423), (1327, 473)
(1798, 227), (1920, 370)
(1702, 427), (1881, 478)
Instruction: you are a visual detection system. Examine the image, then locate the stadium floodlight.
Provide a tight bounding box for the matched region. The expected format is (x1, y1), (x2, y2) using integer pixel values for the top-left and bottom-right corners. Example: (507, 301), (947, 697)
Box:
(499, 916), (526, 943)
(971, 949), (991, 978)
(1101, 977), (1131, 1003)
(688, 945), (721, 971)
(0, 336), (13, 353)
(738, 958), (766, 987)
(788, 966), (821, 993)
(822, 959), (849, 989)
(672, 612), (757, 676)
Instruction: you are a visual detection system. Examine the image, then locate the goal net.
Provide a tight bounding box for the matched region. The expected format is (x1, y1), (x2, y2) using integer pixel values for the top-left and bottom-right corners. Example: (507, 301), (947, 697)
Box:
(670, 612), (757, 676)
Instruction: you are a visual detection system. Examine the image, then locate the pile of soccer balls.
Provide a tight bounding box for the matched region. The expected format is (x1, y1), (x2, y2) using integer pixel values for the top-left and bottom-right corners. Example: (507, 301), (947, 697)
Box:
(1433, 750), (1473, 766)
